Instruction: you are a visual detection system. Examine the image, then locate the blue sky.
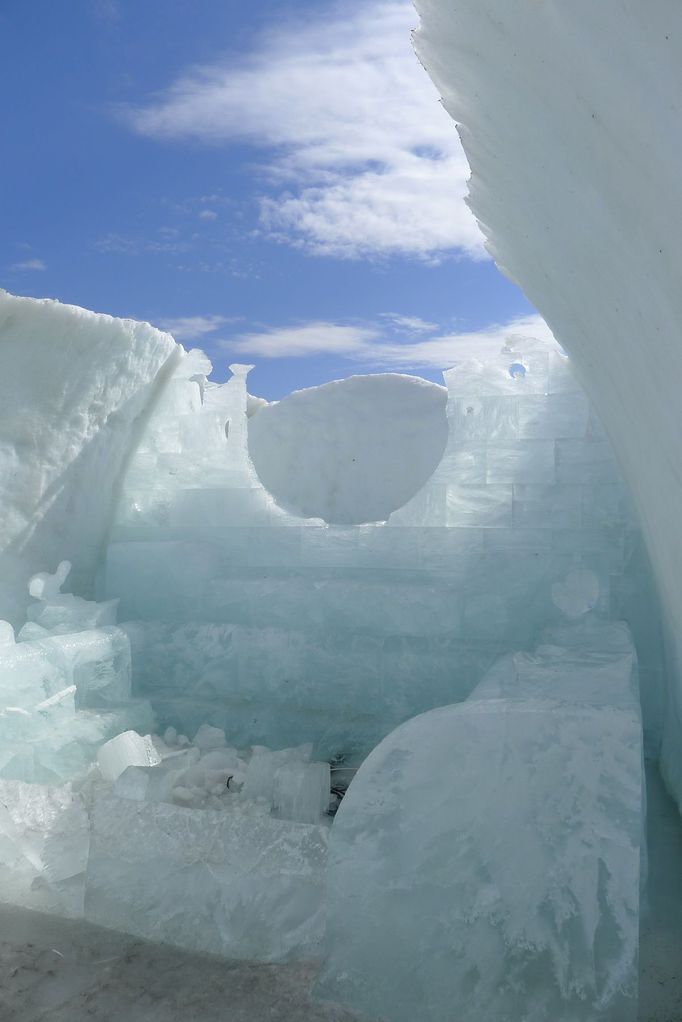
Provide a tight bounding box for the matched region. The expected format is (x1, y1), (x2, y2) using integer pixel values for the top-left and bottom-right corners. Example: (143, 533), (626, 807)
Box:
(0, 0), (545, 399)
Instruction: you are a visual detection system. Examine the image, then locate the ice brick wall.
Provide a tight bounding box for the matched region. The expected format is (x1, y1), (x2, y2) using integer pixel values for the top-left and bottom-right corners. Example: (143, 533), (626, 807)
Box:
(104, 338), (663, 760)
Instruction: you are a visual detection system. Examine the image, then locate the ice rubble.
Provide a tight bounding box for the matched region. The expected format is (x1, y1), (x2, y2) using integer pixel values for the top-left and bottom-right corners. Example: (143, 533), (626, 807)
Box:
(412, 0), (682, 806)
(0, 292), (662, 1015)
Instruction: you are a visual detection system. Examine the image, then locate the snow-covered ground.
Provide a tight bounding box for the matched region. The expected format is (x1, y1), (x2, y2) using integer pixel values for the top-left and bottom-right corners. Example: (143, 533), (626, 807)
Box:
(0, 907), (367, 1022)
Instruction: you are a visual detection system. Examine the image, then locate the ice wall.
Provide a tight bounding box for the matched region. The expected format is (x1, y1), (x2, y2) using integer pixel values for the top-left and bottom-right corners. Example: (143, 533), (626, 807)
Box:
(412, 3), (682, 801)
(0, 292), (178, 627)
(104, 339), (663, 761)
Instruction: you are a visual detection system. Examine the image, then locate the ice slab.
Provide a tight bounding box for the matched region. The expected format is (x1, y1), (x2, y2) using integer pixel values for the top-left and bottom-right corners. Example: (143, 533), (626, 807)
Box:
(272, 761), (331, 824)
(0, 779), (88, 918)
(97, 730), (161, 782)
(318, 633), (643, 1022)
(85, 795), (329, 961)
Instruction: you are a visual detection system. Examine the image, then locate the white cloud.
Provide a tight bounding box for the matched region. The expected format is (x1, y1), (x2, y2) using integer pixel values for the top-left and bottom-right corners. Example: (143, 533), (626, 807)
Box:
(122, 1), (484, 261)
(221, 314), (554, 367)
(225, 322), (381, 358)
(156, 315), (234, 341)
(379, 312), (438, 333)
(198, 209), (218, 221)
(10, 258), (46, 272)
(364, 315), (557, 368)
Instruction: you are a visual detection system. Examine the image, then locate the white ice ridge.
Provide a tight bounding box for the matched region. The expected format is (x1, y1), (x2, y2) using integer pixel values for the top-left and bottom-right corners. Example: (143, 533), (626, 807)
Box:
(412, 2), (682, 805)
(0, 292), (178, 628)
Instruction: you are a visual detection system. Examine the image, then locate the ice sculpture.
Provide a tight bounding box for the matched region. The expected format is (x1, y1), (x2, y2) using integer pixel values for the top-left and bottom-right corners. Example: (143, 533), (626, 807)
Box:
(0, 293), (663, 997)
(318, 580), (643, 1022)
(412, 0), (682, 804)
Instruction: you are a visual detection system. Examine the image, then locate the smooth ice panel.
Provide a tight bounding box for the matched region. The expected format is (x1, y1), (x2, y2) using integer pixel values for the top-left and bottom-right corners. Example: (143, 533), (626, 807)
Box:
(485, 440), (556, 484)
(445, 485), (512, 527)
(517, 393), (589, 439)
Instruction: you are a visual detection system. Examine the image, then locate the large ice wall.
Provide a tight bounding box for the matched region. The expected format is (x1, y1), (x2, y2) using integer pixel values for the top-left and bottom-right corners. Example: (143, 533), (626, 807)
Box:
(412, 3), (682, 801)
(104, 335), (663, 762)
(0, 292), (178, 627)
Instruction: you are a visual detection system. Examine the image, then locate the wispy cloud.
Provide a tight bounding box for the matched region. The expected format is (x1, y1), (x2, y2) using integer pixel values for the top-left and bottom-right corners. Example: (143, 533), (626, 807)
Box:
(379, 313), (437, 334)
(156, 314), (237, 341)
(121, 1), (483, 262)
(221, 314), (554, 367)
(225, 322), (380, 358)
(94, 232), (191, 256)
(10, 258), (46, 272)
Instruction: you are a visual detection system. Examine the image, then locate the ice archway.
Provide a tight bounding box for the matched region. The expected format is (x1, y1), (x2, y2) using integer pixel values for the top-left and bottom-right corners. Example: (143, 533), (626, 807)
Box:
(414, 0), (682, 809)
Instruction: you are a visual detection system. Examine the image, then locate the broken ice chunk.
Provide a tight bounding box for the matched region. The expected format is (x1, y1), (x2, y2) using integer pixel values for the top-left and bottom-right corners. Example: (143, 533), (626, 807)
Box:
(193, 723), (226, 751)
(0, 778), (88, 918)
(242, 744), (313, 805)
(0, 621), (15, 646)
(97, 730), (161, 782)
(273, 761), (331, 824)
(28, 560), (71, 601)
(113, 748), (197, 803)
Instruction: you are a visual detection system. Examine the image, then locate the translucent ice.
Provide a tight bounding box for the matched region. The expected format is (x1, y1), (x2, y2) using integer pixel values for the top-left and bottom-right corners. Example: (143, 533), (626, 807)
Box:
(0, 779), (88, 918)
(272, 760), (331, 824)
(97, 730), (161, 782)
(318, 626), (643, 1022)
(85, 794), (329, 961)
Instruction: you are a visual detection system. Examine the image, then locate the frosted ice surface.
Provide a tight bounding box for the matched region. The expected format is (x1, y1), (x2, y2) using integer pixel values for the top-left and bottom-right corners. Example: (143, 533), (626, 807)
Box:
(0, 779), (88, 918)
(193, 723), (227, 751)
(85, 794), (329, 961)
(552, 567), (600, 618)
(0, 292), (177, 627)
(318, 628), (643, 1022)
(248, 374), (448, 524)
(97, 730), (161, 782)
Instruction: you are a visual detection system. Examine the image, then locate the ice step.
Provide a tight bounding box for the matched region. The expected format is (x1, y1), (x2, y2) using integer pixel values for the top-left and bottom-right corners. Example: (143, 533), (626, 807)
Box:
(123, 621), (497, 722)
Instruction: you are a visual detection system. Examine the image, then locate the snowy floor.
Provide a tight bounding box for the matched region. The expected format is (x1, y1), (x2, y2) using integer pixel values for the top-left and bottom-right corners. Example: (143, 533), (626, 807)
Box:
(640, 763), (682, 1022)
(1, 762), (681, 1022)
(0, 909), (366, 1022)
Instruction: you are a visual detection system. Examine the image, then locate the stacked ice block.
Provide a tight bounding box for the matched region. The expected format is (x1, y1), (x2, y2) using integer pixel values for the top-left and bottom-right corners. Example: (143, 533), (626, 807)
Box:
(104, 337), (663, 759)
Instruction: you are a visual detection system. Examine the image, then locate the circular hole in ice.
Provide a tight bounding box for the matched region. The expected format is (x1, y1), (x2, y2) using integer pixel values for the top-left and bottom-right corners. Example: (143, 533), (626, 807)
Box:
(509, 362), (527, 379)
(248, 374), (449, 524)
